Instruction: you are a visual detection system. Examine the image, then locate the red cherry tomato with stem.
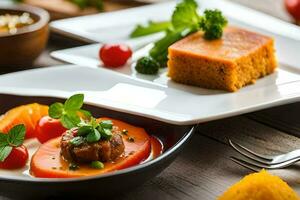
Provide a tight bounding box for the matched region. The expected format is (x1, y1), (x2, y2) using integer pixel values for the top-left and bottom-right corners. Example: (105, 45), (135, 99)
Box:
(99, 44), (132, 68)
(285, 0), (300, 22)
(35, 116), (67, 144)
(0, 145), (28, 169)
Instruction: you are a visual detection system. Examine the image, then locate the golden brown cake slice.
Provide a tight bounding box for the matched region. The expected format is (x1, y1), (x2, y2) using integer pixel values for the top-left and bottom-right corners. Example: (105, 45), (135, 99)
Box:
(167, 26), (277, 92)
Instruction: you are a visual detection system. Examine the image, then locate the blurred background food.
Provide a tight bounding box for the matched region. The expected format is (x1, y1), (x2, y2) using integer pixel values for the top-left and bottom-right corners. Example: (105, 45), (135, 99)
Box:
(0, 0), (299, 69)
(4, 0), (299, 23)
(0, 4), (49, 67)
(9, 0), (148, 19)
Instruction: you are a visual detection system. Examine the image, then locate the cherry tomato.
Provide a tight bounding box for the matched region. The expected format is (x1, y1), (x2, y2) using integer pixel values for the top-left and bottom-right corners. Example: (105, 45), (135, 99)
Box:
(0, 145), (28, 169)
(35, 116), (67, 144)
(285, 0), (300, 22)
(99, 44), (132, 67)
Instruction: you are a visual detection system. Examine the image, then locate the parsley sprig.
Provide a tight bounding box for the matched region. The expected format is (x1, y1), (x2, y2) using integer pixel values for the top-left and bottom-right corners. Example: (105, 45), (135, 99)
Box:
(131, 0), (227, 72)
(49, 94), (91, 129)
(0, 124), (26, 162)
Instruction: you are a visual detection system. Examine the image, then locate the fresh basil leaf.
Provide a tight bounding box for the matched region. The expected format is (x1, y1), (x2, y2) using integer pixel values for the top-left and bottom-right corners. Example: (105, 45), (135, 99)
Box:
(61, 115), (77, 129)
(77, 126), (93, 136)
(7, 124), (25, 147)
(86, 129), (101, 143)
(77, 120), (89, 127)
(64, 94), (84, 111)
(0, 146), (12, 162)
(89, 117), (99, 129)
(49, 102), (64, 119)
(100, 120), (113, 129)
(66, 111), (81, 126)
(0, 134), (8, 147)
(102, 129), (112, 140)
(69, 136), (85, 146)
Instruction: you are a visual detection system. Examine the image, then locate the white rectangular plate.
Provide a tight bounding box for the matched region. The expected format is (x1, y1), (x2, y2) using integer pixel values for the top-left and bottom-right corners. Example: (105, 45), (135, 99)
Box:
(50, 0), (300, 67)
(0, 65), (300, 125)
(6, 0), (299, 125)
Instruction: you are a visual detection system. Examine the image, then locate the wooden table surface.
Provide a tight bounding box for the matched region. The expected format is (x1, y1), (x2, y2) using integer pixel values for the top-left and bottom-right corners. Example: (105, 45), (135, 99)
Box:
(1, 1), (300, 199)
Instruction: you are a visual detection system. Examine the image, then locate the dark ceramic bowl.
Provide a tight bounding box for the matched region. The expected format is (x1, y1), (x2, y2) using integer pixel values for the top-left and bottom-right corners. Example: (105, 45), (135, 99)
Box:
(0, 93), (195, 200)
(0, 4), (49, 68)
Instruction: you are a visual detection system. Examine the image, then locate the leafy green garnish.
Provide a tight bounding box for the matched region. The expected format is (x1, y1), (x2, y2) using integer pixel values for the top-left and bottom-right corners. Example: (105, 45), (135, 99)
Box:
(69, 136), (85, 146)
(77, 126), (93, 136)
(64, 94), (84, 111)
(86, 129), (101, 143)
(0, 124), (26, 162)
(48, 94), (114, 145)
(131, 0), (227, 73)
(135, 56), (160, 75)
(76, 118), (113, 143)
(130, 21), (171, 38)
(199, 9), (228, 40)
(171, 0), (199, 30)
(149, 28), (194, 67)
(0, 146), (12, 162)
(7, 124), (26, 147)
(49, 94), (91, 129)
(100, 120), (113, 129)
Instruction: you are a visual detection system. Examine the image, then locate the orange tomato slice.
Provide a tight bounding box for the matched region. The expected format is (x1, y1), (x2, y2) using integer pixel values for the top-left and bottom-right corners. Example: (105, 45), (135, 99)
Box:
(30, 118), (151, 178)
(0, 103), (49, 138)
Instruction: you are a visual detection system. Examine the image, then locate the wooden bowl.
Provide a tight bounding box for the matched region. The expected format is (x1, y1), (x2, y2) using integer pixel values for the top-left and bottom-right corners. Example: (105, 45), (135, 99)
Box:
(0, 4), (49, 68)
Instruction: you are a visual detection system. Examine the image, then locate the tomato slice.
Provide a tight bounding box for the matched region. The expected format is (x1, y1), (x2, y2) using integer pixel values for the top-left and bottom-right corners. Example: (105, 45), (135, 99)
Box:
(0, 104), (49, 138)
(30, 118), (151, 178)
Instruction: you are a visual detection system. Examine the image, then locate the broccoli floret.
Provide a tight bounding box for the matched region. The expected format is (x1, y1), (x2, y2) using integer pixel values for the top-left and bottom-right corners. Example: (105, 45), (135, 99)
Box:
(199, 9), (228, 40)
(135, 56), (160, 75)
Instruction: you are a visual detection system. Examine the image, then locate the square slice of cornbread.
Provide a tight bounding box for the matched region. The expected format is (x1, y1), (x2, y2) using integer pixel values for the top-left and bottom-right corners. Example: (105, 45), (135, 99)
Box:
(167, 26), (277, 92)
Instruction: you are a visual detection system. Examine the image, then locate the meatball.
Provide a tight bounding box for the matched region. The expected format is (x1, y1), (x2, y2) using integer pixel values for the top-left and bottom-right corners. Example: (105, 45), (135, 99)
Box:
(60, 129), (125, 163)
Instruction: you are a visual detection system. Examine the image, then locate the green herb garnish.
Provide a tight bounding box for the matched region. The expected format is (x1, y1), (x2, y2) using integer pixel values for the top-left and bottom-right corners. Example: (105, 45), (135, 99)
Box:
(130, 21), (171, 38)
(49, 94), (91, 129)
(86, 128), (101, 143)
(199, 9), (228, 40)
(135, 56), (160, 75)
(131, 0), (227, 73)
(0, 124), (26, 162)
(100, 120), (113, 129)
(75, 117), (113, 144)
(90, 161), (104, 169)
(49, 94), (114, 145)
(69, 136), (85, 146)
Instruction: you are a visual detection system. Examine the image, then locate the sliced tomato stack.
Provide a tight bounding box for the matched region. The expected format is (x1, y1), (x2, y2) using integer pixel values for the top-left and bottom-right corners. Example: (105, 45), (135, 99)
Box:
(0, 103), (49, 138)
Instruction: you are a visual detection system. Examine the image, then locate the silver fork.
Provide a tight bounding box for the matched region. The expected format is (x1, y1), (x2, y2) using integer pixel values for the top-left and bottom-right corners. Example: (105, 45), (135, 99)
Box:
(228, 139), (300, 171)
